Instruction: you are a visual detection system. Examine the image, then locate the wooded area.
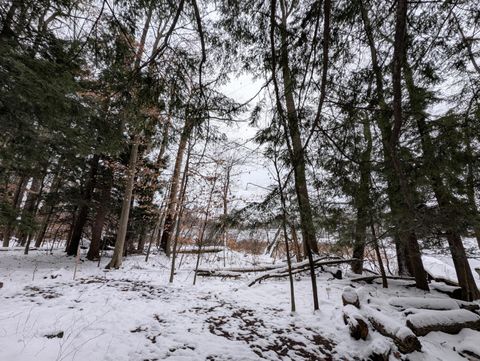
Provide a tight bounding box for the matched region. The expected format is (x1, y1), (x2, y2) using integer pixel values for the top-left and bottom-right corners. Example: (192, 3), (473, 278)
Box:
(1, 0), (480, 359)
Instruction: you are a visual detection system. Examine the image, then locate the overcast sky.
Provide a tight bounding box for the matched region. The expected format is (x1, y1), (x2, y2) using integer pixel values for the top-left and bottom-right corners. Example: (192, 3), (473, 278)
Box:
(217, 74), (273, 206)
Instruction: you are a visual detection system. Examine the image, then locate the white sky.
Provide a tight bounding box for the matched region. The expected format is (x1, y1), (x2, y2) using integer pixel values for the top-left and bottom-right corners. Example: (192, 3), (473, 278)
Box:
(217, 74), (273, 206)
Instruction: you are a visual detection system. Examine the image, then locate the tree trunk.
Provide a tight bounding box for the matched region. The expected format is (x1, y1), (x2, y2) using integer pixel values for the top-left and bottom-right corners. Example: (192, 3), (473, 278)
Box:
(160, 118), (194, 256)
(352, 116), (373, 274)
(403, 60), (479, 300)
(66, 154), (100, 256)
(289, 222), (303, 262)
(106, 137), (140, 269)
(193, 171), (218, 286)
(390, 0), (429, 291)
(169, 143), (191, 283)
(271, 0), (320, 310)
(35, 168), (63, 248)
(87, 168), (112, 261)
(0, 0), (19, 40)
(464, 125), (480, 250)
(274, 153), (296, 313)
(18, 177), (41, 251)
(2, 175), (27, 247)
(359, 0), (427, 289)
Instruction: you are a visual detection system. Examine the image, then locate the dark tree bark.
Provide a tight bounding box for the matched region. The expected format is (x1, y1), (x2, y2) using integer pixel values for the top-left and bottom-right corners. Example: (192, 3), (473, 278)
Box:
(390, 0), (429, 291)
(277, 0), (319, 256)
(403, 61), (479, 301)
(87, 167), (112, 261)
(0, 0), (19, 40)
(351, 116), (373, 274)
(35, 168), (63, 248)
(359, 0), (427, 288)
(66, 154), (100, 256)
(2, 175), (27, 247)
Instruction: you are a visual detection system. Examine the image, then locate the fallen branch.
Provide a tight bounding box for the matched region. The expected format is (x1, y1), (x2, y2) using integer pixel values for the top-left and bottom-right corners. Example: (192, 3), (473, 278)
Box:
(248, 258), (357, 287)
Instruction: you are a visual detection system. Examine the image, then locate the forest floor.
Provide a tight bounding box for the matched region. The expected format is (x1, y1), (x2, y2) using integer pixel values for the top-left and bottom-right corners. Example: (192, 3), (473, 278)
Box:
(1, 246), (480, 361)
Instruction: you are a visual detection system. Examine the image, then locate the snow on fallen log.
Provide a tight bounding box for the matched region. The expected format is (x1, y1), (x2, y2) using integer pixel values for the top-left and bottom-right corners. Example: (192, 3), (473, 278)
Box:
(458, 333), (480, 360)
(388, 297), (460, 311)
(342, 287), (360, 308)
(351, 275), (414, 284)
(195, 270), (242, 279)
(406, 309), (480, 336)
(247, 258), (357, 287)
(455, 300), (480, 312)
(176, 246), (223, 254)
(365, 306), (422, 353)
(343, 304), (369, 340)
(430, 282), (462, 300)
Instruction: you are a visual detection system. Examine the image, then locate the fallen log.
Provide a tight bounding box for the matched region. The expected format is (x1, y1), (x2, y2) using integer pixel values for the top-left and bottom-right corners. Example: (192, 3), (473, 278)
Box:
(455, 300), (480, 313)
(388, 297), (460, 311)
(176, 248), (223, 254)
(430, 282), (463, 300)
(367, 338), (391, 361)
(195, 270), (242, 279)
(248, 258), (357, 287)
(197, 264), (283, 274)
(406, 309), (480, 337)
(342, 287), (360, 308)
(365, 307), (422, 353)
(343, 304), (369, 340)
(351, 275), (414, 284)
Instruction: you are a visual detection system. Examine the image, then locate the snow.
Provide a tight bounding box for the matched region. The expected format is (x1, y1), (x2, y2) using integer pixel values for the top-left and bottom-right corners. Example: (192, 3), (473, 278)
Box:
(406, 309), (480, 329)
(0, 248), (479, 360)
(458, 331), (480, 359)
(364, 306), (417, 341)
(422, 255), (460, 283)
(388, 297), (460, 310)
(342, 287), (359, 305)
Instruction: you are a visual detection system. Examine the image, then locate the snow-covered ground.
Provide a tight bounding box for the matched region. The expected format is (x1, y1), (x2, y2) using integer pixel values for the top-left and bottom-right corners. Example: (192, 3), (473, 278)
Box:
(1, 247), (479, 361)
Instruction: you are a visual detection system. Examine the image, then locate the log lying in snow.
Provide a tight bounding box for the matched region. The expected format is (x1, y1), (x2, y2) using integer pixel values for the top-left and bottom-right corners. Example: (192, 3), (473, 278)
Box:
(388, 297), (460, 311)
(247, 258), (357, 287)
(195, 270), (242, 279)
(455, 300), (480, 313)
(458, 333), (480, 360)
(0, 247), (38, 252)
(430, 282), (463, 300)
(351, 275), (414, 284)
(365, 307), (422, 353)
(406, 309), (480, 337)
(197, 264), (283, 275)
(176, 247), (223, 254)
(342, 287), (360, 308)
(343, 304), (369, 340)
